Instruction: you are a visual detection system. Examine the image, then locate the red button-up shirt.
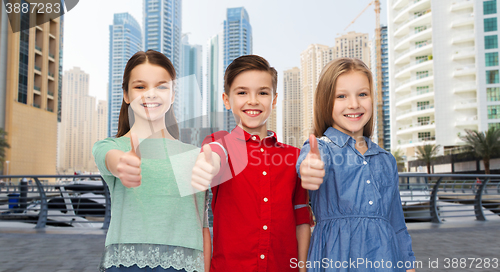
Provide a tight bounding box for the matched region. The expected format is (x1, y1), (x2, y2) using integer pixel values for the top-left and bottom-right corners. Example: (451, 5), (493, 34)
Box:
(203, 127), (312, 272)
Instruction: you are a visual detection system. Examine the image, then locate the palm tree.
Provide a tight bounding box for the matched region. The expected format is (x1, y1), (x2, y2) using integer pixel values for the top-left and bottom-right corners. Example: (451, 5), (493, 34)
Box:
(392, 149), (406, 172)
(0, 128), (10, 174)
(416, 144), (440, 174)
(459, 127), (500, 174)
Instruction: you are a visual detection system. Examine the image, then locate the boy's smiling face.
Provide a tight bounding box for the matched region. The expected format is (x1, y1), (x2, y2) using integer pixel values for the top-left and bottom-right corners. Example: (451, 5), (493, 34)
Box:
(223, 70), (277, 138)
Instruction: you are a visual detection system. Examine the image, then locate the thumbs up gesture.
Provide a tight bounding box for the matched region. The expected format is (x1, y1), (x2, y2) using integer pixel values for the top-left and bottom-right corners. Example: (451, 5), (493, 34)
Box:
(191, 144), (221, 191)
(117, 133), (142, 188)
(300, 134), (325, 190)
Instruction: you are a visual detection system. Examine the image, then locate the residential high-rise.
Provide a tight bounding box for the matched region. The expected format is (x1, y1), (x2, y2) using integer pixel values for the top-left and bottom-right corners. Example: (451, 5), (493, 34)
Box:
(144, 0), (182, 121)
(334, 31), (371, 68)
(300, 44), (331, 141)
(1, 7), (61, 175)
(371, 26), (390, 150)
(58, 68), (98, 173)
(282, 67), (303, 148)
(223, 7), (252, 131)
(267, 107), (277, 134)
(108, 13), (142, 137)
(179, 35), (203, 129)
(97, 100), (108, 142)
(204, 32), (224, 129)
(388, 0), (492, 160)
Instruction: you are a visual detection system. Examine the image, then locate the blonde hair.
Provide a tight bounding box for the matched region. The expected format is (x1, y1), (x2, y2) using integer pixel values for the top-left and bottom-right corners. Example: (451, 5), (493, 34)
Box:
(313, 58), (374, 137)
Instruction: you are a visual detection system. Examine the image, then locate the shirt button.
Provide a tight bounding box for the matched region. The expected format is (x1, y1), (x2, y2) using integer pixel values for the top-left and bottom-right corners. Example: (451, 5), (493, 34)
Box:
(366, 180), (371, 184)
(369, 200), (373, 205)
(260, 148), (264, 152)
(363, 161), (367, 165)
(263, 197), (268, 202)
(263, 171), (267, 176)
(260, 254), (265, 259)
(252, 136), (257, 141)
(263, 225), (268, 230)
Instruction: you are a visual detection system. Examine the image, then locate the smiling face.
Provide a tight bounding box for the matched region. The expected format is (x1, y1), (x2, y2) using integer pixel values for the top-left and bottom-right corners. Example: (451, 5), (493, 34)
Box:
(124, 62), (174, 124)
(332, 71), (373, 139)
(223, 70), (277, 137)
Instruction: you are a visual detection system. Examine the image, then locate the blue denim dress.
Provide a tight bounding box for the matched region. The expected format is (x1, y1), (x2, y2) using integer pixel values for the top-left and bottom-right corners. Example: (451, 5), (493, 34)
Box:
(297, 127), (415, 271)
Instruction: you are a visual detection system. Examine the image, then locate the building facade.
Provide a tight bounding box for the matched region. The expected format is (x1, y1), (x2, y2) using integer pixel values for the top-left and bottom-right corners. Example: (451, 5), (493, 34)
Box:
(282, 67), (303, 148)
(108, 13), (141, 137)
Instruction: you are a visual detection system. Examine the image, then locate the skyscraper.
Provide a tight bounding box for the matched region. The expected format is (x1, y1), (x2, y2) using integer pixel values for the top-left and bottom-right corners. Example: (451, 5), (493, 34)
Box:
(388, 0), (491, 159)
(204, 31), (224, 129)
(282, 67), (303, 148)
(334, 31), (371, 68)
(58, 67), (98, 173)
(108, 13), (142, 137)
(371, 26), (390, 150)
(179, 35), (203, 129)
(144, 0), (182, 120)
(1, 5), (61, 175)
(223, 7), (252, 131)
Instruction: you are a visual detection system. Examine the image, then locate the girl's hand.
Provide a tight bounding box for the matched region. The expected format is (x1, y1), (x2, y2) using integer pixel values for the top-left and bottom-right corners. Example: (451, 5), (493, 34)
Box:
(117, 133), (142, 188)
(300, 134), (325, 190)
(191, 144), (221, 191)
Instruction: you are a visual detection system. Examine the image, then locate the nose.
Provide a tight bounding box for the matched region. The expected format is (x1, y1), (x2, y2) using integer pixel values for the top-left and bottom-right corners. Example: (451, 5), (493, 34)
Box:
(145, 88), (157, 99)
(247, 93), (259, 105)
(348, 96), (359, 109)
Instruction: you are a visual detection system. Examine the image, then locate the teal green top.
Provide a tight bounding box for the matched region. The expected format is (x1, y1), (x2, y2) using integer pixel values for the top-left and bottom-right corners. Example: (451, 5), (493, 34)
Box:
(93, 136), (207, 271)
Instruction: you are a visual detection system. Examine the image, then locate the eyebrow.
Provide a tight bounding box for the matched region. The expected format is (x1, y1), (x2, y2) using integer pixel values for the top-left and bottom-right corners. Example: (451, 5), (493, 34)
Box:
(233, 86), (271, 91)
(131, 80), (170, 84)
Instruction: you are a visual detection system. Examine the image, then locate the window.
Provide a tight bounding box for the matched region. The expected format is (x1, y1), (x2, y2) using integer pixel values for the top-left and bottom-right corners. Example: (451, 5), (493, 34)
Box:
(484, 18), (498, 32)
(416, 86), (430, 94)
(485, 35), (498, 49)
(487, 87), (500, 101)
(486, 52), (499, 66)
(418, 132), (431, 140)
(488, 105), (500, 119)
(414, 25), (427, 33)
(415, 40), (428, 48)
(486, 70), (500, 83)
(418, 116), (430, 125)
(417, 101), (430, 110)
(416, 55), (429, 63)
(416, 71), (429, 79)
(484, 0), (497, 15)
(488, 123), (500, 129)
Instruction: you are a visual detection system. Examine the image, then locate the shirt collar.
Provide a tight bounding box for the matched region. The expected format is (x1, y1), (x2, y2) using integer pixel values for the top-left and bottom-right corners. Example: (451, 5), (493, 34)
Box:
(230, 126), (280, 145)
(323, 127), (389, 155)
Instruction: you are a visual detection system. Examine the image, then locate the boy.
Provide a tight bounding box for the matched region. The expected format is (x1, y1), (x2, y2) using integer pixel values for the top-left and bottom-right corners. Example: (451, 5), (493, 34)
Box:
(191, 55), (312, 272)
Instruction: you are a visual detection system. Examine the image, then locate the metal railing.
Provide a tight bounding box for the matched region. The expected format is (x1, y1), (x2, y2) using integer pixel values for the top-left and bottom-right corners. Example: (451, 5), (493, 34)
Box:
(0, 175), (110, 229)
(399, 173), (500, 223)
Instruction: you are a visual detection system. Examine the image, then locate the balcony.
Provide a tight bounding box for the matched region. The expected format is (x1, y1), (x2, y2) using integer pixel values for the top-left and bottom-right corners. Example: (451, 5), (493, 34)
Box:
(395, 25), (432, 50)
(398, 136), (436, 147)
(35, 45), (42, 54)
(453, 66), (476, 77)
(453, 84), (476, 93)
(397, 104), (435, 121)
(451, 15), (475, 28)
(451, 0), (474, 11)
(455, 115), (478, 126)
(391, 0), (407, 10)
(395, 40), (432, 64)
(452, 47), (475, 60)
(397, 121), (435, 135)
(394, 11), (431, 37)
(395, 58), (433, 78)
(454, 98), (477, 110)
(396, 87), (434, 106)
(394, 0), (431, 24)
(395, 70), (434, 92)
(452, 31), (475, 44)
(33, 86), (41, 94)
(34, 65), (42, 74)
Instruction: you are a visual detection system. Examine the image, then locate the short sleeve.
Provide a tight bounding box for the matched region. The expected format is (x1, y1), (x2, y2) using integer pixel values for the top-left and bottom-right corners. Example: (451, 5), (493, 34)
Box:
(201, 132), (229, 173)
(293, 175), (314, 226)
(92, 138), (120, 187)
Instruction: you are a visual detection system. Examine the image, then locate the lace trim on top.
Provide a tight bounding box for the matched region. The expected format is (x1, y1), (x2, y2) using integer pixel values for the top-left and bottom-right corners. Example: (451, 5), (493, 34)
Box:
(99, 244), (204, 272)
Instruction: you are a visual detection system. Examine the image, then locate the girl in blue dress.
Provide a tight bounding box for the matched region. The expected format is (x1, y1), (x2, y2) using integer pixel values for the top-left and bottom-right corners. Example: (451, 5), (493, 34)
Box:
(297, 58), (416, 272)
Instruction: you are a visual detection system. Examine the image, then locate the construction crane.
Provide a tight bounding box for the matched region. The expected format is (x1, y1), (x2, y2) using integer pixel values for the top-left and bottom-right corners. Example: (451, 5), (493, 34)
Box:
(344, 1), (384, 149)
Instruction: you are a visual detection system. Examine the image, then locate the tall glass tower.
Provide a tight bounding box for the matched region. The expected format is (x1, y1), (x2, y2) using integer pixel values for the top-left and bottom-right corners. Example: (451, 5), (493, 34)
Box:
(108, 13), (142, 137)
(223, 7), (252, 131)
(143, 0), (182, 120)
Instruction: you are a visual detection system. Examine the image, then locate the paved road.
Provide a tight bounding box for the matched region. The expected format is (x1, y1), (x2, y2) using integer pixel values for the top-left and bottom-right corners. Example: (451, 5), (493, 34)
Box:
(0, 221), (499, 272)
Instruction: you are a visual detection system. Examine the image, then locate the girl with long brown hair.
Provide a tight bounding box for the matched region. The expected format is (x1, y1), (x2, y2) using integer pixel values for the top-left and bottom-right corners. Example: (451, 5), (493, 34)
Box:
(93, 50), (210, 272)
(297, 58), (416, 271)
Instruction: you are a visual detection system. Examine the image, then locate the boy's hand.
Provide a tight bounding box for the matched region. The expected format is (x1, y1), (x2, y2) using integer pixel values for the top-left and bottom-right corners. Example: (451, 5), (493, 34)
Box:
(191, 144), (221, 191)
(117, 133), (142, 188)
(300, 134), (325, 190)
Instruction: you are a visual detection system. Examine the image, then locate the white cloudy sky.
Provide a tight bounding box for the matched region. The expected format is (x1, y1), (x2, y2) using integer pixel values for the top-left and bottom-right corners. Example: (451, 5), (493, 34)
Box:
(63, 0), (387, 138)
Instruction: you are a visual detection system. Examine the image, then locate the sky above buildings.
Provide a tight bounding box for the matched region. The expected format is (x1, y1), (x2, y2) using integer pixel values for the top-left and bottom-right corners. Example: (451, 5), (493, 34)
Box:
(63, 0), (388, 138)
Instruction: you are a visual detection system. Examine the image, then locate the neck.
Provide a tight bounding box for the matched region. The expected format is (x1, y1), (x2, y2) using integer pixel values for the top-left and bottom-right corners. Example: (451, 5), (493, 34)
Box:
(238, 124), (268, 140)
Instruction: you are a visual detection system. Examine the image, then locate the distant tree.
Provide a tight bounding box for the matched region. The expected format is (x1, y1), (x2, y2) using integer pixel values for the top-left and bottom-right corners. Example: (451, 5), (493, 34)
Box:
(459, 127), (500, 174)
(0, 128), (10, 173)
(416, 144), (440, 174)
(392, 149), (406, 172)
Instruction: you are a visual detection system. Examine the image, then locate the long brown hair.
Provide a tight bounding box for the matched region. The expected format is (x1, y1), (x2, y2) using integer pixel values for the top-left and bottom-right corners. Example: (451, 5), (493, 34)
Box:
(116, 50), (179, 139)
(313, 58), (374, 137)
